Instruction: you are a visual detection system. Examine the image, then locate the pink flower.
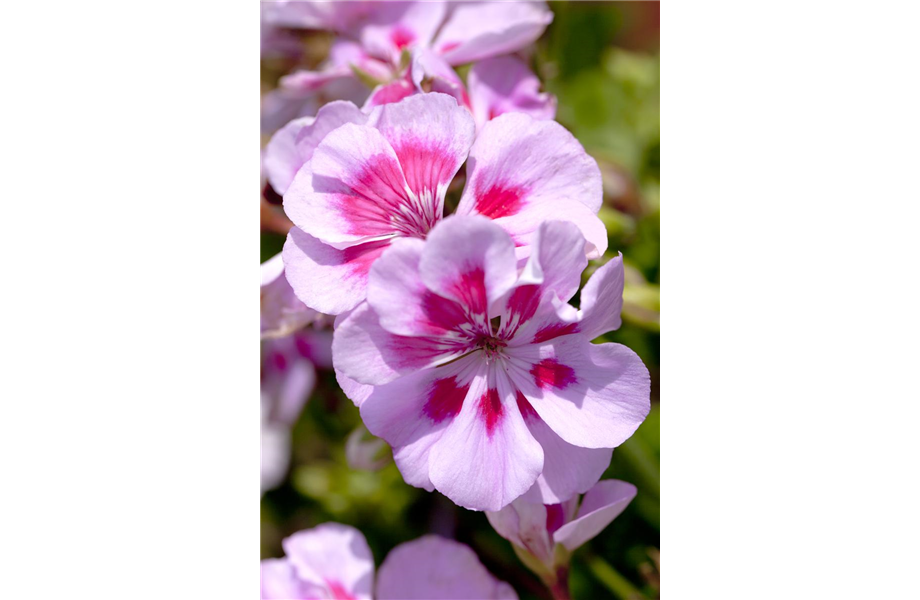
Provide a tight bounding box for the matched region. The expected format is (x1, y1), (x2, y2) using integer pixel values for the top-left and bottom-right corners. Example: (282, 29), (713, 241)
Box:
(363, 49), (556, 132)
(486, 480), (638, 575)
(261, 253), (317, 339)
(270, 1), (553, 95)
(332, 217), (650, 511)
(281, 93), (605, 316)
(261, 523), (517, 599)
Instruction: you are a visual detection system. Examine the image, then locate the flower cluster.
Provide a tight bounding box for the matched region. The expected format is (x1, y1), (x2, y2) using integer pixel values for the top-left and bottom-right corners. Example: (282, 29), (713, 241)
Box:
(260, 2), (653, 597)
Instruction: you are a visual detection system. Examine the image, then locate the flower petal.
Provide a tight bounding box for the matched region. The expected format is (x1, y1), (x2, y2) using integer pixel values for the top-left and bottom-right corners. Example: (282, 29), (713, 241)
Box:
(358, 2), (448, 62)
(363, 79), (417, 111)
(467, 56), (556, 130)
(456, 113), (605, 258)
(428, 364), (544, 511)
(282, 523), (375, 600)
(261, 558), (320, 600)
(261, 407), (290, 494)
(553, 480), (637, 552)
(419, 216), (518, 323)
(433, 1), (553, 65)
(283, 123), (409, 247)
(518, 393), (613, 505)
(409, 48), (470, 109)
(333, 302), (468, 386)
(577, 254), (625, 340)
(485, 484), (555, 567)
(283, 228), (388, 315)
(507, 336), (650, 449)
(360, 355), (483, 492)
(264, 101), (366, 195)
(366, 93), (475, 222)
(377, 535), (518, 600)
(500, 221), (587, 341)
(260, 253), (317, 339)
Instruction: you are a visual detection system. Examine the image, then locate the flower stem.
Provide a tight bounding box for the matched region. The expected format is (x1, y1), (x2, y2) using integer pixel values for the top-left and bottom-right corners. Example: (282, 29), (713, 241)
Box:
(548, 568), (571, 600)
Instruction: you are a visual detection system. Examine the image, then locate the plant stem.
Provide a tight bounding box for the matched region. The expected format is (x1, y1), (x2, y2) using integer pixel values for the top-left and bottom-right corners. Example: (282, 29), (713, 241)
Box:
(548, 568), (571, 600)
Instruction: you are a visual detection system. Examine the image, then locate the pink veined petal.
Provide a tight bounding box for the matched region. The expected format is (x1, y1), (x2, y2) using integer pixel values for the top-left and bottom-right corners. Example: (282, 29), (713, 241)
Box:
(409, 48), (471, 109)
(283, 228), (389, 315)
(467, 55), (556, 130)
(261, 253), (317, 339)
(264, 101), (367, 195)
(283, 523), (375, 600)
(262, 0), (374, 32)
(333, 302), (469, 386)
(577, 253), (625, 340)
(455, 113), (606, 258)
(366, 93), (475, 224)
(377, 535), (519, 600)
(367, 237), (473, 339)
(261, 558), (321, 600)
(418, 216), (519, 324)
(279, 65), (355, 94)
(358, 1), (448, 62)
(363, 79), (417, 111)
(499, 221), (588, 341)
(517, 392), (613, 505)
(432, 1), (553, 65)
(506, 336), (650, 450)
(428, 363), (544, 511)
(335, 368), (374, 408)
(553, 480), (638, 552)
(283, 124), (410, 246)
(485, 484), (555, 568)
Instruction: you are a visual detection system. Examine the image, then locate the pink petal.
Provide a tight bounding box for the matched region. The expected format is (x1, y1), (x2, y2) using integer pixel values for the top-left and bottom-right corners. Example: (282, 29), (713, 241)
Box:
(262, 0), (373, 32)
(357, 2), (447, 62)
(264, 101), (366, 195)
(577, 254), (625, 340)
(261, 558), (321, 599)
(282, 228), (388, 315)
(335, 368), (374, 408)
(467, 56), (556, 130)
(409, 48), (471, 109)
(282, 523), (375, 600)
(428, 365), (544, 511)
(262, 338), (316, 426)
(261, 88), (317, 135)
(283, 124), (409, 247)
(260, 253), (317, 339)
(333, 302), (469, 386)
(553, 480), (637, 552)
(260, 408), (290, 494)
(418, 216), (518, 324)
(363, 79), (417, 111)
(433, 1), (553, 65)
(377, 535), (518, 600)
(359, 355), (483, 492)
(455, 113), (606, 258)
(485, 485), (555, 567)
(518, 392), (613, 505)
(367, 238), (473, 339)
(366, 93), (475, 219)
(279, 65), (355, 94)
(500, 221), (587, 342)
(507, 336), (650, 450)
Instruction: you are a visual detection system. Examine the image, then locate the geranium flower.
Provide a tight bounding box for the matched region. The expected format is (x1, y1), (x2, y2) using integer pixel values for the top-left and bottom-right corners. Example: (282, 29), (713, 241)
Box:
(265, 1), (553, 100)
(281, 92), (605, 315)
(261, 523), (517, 599)
(332, 217), (649, 511)
(486, 480), (638, 576)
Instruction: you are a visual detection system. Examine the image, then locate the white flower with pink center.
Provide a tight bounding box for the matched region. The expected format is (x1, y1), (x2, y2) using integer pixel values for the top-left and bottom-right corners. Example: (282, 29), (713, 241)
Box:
(332, 217), (649, 511)
(261, 523), (517, 599)
(280, 92), (607, 316)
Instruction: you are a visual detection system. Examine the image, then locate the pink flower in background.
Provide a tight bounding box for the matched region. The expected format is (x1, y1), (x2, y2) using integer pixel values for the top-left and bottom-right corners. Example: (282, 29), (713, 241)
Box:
(261, 523), (517, 599)
(281, 93), (605, 315)
(261, 328), (332, 493)
(267, 1), (553, 96)
(486, 480), (638, 573)
(333, 217), (649, 510)
(261, 253), (317, 339)
(363, 49), (556, 132)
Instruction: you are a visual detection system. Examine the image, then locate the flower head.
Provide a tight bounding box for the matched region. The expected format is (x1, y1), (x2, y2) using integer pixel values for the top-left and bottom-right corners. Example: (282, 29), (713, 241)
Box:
(333, 217), (649, 510)
(261, 523), (517, 599)
(281, 93), (605, 316)
(486, 480), (638, 575)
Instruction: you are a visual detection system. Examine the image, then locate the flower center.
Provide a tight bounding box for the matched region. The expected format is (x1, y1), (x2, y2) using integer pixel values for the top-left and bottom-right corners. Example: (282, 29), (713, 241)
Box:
(477, 334), (507, 361)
